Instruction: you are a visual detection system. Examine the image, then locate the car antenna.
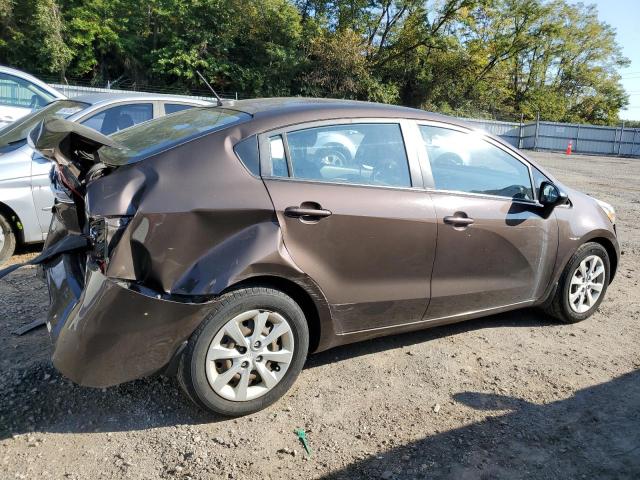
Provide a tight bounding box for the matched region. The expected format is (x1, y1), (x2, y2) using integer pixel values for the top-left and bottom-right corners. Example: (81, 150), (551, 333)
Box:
(196, 70), (224, 106)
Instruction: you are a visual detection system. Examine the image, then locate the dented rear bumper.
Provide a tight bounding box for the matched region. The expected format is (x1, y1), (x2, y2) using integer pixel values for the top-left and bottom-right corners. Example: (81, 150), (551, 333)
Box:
(45, 253), (212, 387)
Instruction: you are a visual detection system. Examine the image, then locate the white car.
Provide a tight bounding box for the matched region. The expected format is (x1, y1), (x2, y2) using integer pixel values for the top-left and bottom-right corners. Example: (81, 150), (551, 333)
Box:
(0, 66), (65, 129)
(0, 93), (213, 263)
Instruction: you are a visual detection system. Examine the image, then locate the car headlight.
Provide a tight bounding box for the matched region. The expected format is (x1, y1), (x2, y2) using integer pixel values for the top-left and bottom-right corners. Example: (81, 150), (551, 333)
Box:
(594, 198), (616, 224)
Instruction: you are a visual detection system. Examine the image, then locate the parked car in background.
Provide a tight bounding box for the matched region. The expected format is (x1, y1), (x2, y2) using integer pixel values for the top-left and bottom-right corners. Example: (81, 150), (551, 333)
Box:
(24, 98), (618, 417)
(0, 66), (65, 129)
(0, 93), (212, 263)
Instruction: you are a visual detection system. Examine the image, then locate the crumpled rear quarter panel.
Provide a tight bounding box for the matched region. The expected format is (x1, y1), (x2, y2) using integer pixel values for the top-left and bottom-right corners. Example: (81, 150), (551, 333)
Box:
(85, 125), (301, 296)
(44, 120), (343, 387)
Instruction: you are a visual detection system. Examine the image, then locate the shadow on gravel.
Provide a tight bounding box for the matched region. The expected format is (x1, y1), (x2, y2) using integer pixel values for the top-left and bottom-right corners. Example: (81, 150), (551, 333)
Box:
(13, 243), (44, 256)
(320, 369), (640, 480)
(307, 307), (556, 369)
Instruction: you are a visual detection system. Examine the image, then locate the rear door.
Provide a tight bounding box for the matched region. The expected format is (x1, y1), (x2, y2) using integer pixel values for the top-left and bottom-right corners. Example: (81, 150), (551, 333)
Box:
(260, 119), (437, 333)
(416, 123), (558, 319)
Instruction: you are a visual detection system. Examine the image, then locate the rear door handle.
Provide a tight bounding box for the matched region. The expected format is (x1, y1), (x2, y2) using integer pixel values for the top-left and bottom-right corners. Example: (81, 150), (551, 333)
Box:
(443, 215), (474, 227)
(285, 206), (332, 219)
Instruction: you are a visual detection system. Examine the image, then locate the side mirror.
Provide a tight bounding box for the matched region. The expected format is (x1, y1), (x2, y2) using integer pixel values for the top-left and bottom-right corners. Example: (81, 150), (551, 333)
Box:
(539, 181), (568, 208)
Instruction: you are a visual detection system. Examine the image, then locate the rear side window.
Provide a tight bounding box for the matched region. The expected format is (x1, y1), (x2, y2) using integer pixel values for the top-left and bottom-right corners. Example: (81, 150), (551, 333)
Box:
(234, 135), (260, 175)
(164, 103), (195, 115)
(281, 123), (411, 188)
(419, 125), (533, 200)
(81, 103), (153, 135)
(269, 135), (288, 177)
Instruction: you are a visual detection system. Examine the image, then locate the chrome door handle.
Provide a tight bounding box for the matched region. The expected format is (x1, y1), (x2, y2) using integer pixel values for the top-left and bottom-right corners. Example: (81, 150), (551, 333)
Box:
(443, 215), (474, 227)
(284, 206), (332, 219)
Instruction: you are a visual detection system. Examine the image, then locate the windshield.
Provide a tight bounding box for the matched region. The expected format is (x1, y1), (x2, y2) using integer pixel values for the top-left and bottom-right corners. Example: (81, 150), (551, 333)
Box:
(0, 100), (88, 146)
(99, 107), (251, 165)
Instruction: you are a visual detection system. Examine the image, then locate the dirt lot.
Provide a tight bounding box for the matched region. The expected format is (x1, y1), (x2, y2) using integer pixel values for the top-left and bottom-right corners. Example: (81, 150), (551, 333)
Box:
(1, 151), (639, 480)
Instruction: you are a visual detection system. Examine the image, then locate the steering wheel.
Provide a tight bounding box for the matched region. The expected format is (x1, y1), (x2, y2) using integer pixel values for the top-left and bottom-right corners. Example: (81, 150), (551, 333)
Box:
(500, 184), (530, 200)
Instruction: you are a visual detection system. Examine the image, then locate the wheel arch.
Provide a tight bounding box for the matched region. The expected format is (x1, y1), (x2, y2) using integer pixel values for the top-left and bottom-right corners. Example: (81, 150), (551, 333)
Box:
(221, 275), (331, 353)
(0, 201), (25, 245)
(588, 236), (618, 282)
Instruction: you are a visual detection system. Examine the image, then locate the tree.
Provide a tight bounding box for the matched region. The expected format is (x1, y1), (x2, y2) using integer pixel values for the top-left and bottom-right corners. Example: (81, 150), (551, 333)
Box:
(0, 0), (631, 124)
(0, 0), (72, 79)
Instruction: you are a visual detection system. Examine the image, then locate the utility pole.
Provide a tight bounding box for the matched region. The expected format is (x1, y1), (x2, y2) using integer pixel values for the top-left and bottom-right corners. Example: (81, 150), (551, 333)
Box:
(534, 111), (540, 150)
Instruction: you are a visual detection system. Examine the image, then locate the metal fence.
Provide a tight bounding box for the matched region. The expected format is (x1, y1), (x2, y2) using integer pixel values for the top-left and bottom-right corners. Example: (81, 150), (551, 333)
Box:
(462, 117), (640, 157)
(49, 83), (237, 102)
(48, 82), (639, 157)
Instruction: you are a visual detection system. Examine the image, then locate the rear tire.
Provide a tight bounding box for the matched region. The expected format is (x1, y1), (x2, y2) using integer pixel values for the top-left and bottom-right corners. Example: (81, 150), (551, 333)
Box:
(543, 242), (610, 323)
(177, 287), (309, 416)
(0, 213), (16, 266)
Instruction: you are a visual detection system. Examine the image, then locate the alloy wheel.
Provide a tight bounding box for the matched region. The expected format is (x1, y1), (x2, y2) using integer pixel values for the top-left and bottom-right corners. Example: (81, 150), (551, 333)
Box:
(568, 255), (606, 314)
(205, 309), (295, 401)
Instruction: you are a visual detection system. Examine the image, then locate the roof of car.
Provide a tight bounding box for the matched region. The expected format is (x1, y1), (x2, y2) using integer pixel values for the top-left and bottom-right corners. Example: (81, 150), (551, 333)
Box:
(70, 92), (214, 107)
(223, 97), (471, 130)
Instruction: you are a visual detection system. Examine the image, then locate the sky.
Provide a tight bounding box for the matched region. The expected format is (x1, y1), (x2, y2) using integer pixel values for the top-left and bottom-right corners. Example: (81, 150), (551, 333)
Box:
(580, 0), (640, 120)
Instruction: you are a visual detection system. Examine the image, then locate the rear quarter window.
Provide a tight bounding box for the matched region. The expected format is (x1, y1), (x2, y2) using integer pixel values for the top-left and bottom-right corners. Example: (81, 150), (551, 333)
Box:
(234, 135), (259, 175)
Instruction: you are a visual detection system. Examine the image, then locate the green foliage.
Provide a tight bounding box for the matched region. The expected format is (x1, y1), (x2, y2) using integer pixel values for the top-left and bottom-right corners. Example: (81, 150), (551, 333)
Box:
(0, 0), (72, 78)
(0, 0), (631, 124)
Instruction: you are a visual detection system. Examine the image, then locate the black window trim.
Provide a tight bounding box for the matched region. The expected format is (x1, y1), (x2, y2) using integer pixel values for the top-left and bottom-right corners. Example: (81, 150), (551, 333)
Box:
(414, 120), (540, 205)
(257, 117), (424, 191)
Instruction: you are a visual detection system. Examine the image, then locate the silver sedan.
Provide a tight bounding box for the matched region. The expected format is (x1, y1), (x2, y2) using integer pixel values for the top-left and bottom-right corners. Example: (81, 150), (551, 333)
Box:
(0, 93), (213, 263)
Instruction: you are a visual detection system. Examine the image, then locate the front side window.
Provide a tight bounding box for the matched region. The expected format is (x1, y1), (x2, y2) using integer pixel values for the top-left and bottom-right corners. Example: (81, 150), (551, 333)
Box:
(0, 73), (56, 109)
(532, 166), (551, 196)
(81, 103), (153, 135)
(419, 125), (533, 200)
(280, 123), (411, 188)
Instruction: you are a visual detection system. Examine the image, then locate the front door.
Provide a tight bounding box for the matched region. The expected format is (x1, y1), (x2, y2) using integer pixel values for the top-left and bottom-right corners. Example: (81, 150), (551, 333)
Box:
(417, 124), (558, 319)
(261, 121), (437, 333)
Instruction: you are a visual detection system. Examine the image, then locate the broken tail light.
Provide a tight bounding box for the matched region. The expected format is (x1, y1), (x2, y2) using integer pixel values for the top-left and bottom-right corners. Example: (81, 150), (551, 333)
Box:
(88, 216), (131, 272)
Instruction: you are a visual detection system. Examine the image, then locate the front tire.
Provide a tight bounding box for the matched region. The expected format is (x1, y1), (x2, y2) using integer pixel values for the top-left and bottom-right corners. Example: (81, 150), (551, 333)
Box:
(0, 213), (17, 266)
(544, 242), (610, 323)
(177, 287), (309, 416)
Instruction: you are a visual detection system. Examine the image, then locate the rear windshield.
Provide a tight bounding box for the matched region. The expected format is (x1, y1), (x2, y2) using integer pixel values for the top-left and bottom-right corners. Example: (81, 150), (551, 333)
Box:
(0, 99), (88, 147)
(99, 107), (251, 165)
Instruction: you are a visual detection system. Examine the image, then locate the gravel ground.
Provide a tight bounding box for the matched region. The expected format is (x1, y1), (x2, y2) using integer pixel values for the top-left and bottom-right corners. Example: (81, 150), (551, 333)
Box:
(1, 151), (639, 480)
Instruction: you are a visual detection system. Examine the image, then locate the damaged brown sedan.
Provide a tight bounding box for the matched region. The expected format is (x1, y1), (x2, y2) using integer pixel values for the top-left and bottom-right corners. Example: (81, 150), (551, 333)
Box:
(12, 98), (619, 416)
